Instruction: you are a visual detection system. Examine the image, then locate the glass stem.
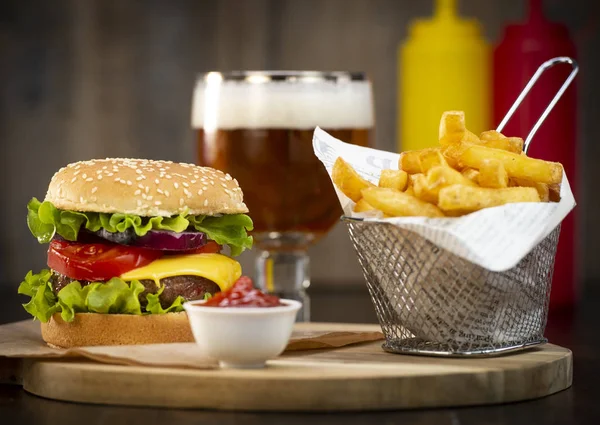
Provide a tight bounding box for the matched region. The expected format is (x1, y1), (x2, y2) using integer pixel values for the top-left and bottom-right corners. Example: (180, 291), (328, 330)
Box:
(255, 249), (311, 322)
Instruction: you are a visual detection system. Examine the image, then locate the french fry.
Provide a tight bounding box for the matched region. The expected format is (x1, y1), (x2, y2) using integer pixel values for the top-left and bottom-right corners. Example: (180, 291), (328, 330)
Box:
(427, 165), (477, 190)
(460, 145), (563, 185)
(463, 130), (481, 144)
(379, 169), (408, 191)
(478, 130), (523, 153)
(438, 185), (541, 212)
(480, 130), (506, 141)
(439, 111), (466, 146)
(479, 137), (523, 154)
(478, 158), (509, 188)
(461, 168), (480, 184)
(332, 157), (374, 202)
(361, 187), (444, 218)
(549, 184), (561, 202)
(421, 165), (477, 203)
(441, 142), (471, 169)
(419, 149), (448, 172)
(354, 198), (376, 213)
(412, 173), (438, 204)
(510, 177), (551, 202)
(399, 148), (437, 174)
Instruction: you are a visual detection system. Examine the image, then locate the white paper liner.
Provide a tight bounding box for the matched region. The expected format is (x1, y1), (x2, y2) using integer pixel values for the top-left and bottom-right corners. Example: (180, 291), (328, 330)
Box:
(313, 127), (576, 272)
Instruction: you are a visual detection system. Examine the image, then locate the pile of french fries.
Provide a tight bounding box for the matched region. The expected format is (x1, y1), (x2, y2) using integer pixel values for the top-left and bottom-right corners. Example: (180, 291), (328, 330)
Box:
(332, 111), (563, 218)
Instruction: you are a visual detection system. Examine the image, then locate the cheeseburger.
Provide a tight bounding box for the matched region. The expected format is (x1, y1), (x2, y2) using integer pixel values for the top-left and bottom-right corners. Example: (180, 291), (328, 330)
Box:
(19, 158), (253, 348)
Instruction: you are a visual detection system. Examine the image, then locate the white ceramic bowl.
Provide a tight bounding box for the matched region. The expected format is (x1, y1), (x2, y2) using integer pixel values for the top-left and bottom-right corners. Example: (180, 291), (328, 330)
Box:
(183, 299), (302, 369)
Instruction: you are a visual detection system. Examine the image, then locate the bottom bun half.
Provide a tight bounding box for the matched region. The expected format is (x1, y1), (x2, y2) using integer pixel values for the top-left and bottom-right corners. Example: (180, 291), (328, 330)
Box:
(41, 312), (194, 348)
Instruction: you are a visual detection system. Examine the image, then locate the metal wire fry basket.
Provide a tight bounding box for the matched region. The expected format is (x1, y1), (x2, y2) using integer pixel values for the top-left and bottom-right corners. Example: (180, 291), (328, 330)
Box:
(343, 57), (577, 357)
(344, 218), (559, 356)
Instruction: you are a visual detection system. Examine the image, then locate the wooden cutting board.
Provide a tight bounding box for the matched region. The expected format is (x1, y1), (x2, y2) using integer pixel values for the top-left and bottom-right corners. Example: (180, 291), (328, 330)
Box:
(4, 323), (572, 411)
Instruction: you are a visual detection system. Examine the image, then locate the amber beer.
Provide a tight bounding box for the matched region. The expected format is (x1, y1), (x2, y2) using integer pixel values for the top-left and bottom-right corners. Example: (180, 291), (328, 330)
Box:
(196, 128), (369, 237)
(193, 72), (374, 245)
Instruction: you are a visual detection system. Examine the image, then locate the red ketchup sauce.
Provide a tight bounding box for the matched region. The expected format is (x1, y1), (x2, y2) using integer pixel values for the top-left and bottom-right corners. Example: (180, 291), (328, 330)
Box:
(203, 276), (282, 307)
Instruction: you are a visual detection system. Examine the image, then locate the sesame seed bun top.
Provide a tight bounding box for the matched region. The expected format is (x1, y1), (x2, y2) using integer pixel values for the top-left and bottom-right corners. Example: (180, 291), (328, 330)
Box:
(45, 158), (248, 217)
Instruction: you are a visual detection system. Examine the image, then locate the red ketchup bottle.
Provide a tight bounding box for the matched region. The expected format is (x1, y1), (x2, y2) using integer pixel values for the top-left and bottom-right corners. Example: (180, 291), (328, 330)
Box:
(493, 0), (578, 312)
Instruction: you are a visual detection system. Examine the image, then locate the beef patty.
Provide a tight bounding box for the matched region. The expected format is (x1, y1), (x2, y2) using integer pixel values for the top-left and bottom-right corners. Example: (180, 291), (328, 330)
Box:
(49, 272), (221, 309)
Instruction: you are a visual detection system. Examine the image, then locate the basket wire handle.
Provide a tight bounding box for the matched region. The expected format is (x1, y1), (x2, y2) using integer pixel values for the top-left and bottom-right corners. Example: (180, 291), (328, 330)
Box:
(496, 56), (578, 154)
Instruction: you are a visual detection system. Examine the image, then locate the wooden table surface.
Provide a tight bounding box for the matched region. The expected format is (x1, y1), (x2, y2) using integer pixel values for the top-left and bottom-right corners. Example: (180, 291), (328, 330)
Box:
(1, 283), (599, 424)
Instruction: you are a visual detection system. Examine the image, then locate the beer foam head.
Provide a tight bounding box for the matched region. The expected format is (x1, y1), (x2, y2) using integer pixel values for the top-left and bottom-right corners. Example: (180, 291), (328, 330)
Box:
(192, 73), (374, 130)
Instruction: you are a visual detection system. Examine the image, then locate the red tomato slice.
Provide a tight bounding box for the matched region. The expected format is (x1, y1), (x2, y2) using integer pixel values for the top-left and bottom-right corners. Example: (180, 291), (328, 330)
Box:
(47, 240), (163, 281)
(183, 240), (222, 255)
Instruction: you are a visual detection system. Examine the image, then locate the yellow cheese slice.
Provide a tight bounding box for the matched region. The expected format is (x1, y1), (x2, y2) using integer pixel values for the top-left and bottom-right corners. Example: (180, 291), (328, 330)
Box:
(119, 253), (242, 291)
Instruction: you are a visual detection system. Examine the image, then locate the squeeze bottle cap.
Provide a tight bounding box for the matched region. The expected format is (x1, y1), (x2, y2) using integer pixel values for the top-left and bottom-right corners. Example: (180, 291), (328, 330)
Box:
(409, 0), (482, 39)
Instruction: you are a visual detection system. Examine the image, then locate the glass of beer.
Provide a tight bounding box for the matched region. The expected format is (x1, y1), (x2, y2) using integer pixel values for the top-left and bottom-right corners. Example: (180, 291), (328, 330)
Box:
(192, 71), (374, 321)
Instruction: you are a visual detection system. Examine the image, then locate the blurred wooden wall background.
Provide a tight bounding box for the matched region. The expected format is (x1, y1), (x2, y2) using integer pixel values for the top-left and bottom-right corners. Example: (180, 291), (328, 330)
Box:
(0, 0), (598, 288)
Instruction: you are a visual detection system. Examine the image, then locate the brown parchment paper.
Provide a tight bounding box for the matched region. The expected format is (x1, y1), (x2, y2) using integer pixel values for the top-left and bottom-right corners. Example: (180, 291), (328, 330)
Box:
(0, 320), (383, 369)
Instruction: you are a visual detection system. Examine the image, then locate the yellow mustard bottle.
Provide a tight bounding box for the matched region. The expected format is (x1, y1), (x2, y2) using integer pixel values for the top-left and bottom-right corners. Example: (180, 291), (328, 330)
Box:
(398, 0), (491, 152)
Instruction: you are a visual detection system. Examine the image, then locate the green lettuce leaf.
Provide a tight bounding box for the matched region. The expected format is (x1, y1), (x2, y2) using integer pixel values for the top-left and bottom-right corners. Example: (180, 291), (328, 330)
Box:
(27, 198), (253, 255)
(27, 198), (87, 243)
(188, 214), (254, 257)
(18, 270), (60, 322)
(18, 270), (186, 323)
(146, 285), (185, 314)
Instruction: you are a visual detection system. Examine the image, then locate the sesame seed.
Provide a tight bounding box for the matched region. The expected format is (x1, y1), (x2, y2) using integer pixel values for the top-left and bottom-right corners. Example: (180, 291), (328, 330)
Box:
(114, 177), (121, 182)
(182, 182), (189, 188)
(197, 189), (203, 195)
(204, 199), (209, 206)
(179, 198), (184, 206)
(85, 177), (93, 182)
(127, 180), (132, 186)
(191, 180), (197, 184)
(71, 177), (77, 183)
(136, 169), (143, 174)
(164, 190), (170, 197)
(221, 183), (227, 188)
(82, 174), (87, 179)
(225, 174), (232, 181)
(184, 189), (191, 198)
(145, 186), (150, 193)
(138, 184), (145, 189)
(157, 189), (164, 194)
(137, 200), (142, 207)
(155, 179), (160, 185)
(210, 181), (215, 186)
(174, 182), (179, 189)
(165, 175), (172, 179)
(74, 170), (80, 176)
(136, 176), (144, 181)
(106, 173), (114, 177)
(91, 187), (98, 194)
(97, 174), (103, 180)
(142, 194), (147, 200)
(102, 166), (108, 170)
(147, 195), (153, 200)
(134, 189), (141, 195)
(155, 201), (162, 206)
(202, 186), (208, 191)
